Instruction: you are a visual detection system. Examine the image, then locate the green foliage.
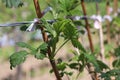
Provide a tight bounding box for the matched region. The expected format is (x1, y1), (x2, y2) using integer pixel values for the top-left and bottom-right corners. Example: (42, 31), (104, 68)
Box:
(113, 17), (120, 27)
(10, 50), (28, 69)
(96, 60), (109, 71)
(114, 46), (120, 57)
(20, 25), (28, 31)
(37, 42), (48, 50)
(2, 0), (120, 80)
(50, 59), (73, 77)
(58, 0), (79, 14)
(53, 19), (70, 36)
(35, 42), (48, 59)
(113, 46), (120, 69)
(68, 50), (110, 77)
(69, 63), (79, 70)
(10, 42), (48, 70)
(57, 62), (67, 71)
(84, 0), (101, 2)
(46, 0), (80, 18)
(101, 69), (120, 80)
(35, 53), (46, 60)
(63, 20), (78, 39)
(71, 39), (86, 52)
(16, 42), (36, 51)
(112, 58), (120, 69)
(83, 53), (110, 73)
(16, 42), (36, 55)
(46, 0), (60, 19)
(41, 18), (86, 57)
(2, 0), (23, 8)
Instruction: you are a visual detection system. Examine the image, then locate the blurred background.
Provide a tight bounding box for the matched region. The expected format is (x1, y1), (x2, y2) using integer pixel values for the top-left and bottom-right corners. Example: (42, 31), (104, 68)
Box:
(0, 0), (120, 80)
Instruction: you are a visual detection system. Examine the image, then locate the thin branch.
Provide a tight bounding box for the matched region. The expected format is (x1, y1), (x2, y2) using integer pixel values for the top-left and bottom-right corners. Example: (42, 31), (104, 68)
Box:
(81, 0), (94, 52)
(54, 39), (69, 56)
(106, 1), (111, 43)
(96, 2), (105, 62)
(33, 0), (62, 80)
(75, 70), (81, 80)
(113, 0), (118, 16)
(80, 0), (98, 80)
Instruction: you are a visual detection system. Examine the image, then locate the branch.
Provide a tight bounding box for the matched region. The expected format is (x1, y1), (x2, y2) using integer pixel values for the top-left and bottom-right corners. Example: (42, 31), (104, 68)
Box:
(81, 0), (94, 52)
(80, 0), (98, 80)
(33, 0), (62, 80)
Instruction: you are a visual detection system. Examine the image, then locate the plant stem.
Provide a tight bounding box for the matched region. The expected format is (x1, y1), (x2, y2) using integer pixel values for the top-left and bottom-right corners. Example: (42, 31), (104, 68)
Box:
(54, 39), (69, 56)
(96, 2), (105, 62)
(106, 1), (111, 44)
(80, 0), (98, 80)
(33, 0), (62, 80)
(113, 0), (118, 16)
(81, 0), (94, 52)
(75, 71), (80, 80)
(96, 2), (100, 15)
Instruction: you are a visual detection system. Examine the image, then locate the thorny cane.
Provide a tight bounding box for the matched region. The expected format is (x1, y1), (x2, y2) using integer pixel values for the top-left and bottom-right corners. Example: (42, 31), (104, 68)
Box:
(33, 0), (62, 80)
(80, 0), (98, 80)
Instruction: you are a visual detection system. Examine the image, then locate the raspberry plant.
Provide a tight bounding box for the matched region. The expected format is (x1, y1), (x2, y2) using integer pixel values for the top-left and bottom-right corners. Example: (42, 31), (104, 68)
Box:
(1, 0), (120, 80)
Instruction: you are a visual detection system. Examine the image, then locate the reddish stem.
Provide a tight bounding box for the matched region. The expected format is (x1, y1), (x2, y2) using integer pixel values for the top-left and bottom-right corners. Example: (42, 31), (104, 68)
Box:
(80, 0), (98, 80)
(114, 0), (118, 15)
(81, 0), (94, 54)
(33, 0), (62, 80)
(106, 1), (111, 43)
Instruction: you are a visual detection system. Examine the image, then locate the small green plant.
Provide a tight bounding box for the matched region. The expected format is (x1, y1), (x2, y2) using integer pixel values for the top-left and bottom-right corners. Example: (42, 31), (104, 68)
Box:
(1, 0), (120, 80)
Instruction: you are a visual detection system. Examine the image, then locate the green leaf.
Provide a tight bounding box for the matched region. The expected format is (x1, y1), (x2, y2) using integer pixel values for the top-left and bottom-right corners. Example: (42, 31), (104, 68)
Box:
(69, 53), (85, 72)
(69, 63), (79, 69)
(71, 55), (79, 61)
(2, 0), (23, 8)
(53, 19), (70, 36)
(20, 25), (28, 31)
(60, 71), (64, 77)
(114, 46), (120, 57)
(62, 20), (86, 52)
(46, 0), (60, 16)
(112, 58), (120, 68)
(101, 69), (120, 80)
(16, 42), (36, 51)
(16, 42), (37, 55)
(78, 64), (85, 72)
(49, 69), (53, 73)
(48, 37), (58, 48)
(116, 76), (120, 80)
(63, 71), (73, 76)
(113, 17), (120, 27)
(41, 18), (55, 37)
(84, 0), (101, 2)
(78, 53), (85, 61)
(36, 43), (48, 57)
(100, 72), (111, 80)
(71, 39), (86, 52)
(59, 0), (79, 13)
(83, 53), (100, 72)
(37, 42), (48, 50)
(35, 53), (46, 60)
(10, 50), (27, 69)
(59, 71), (73, 77)
(57, 62), (67, 71)
(104, 43), (114, 56)
(63, 21), (78, 39)
(6, 0), (12, 8)
(73, 20), (83, 26)
(97, 60), (110, 71)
